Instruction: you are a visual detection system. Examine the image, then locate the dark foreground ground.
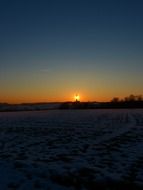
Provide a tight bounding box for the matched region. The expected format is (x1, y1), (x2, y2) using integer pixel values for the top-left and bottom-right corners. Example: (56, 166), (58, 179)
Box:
(0, 109), (143, 189)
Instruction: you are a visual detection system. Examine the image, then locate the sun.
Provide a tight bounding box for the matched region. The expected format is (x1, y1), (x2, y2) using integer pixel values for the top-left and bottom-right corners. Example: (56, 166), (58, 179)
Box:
(74, 94), (80, 102)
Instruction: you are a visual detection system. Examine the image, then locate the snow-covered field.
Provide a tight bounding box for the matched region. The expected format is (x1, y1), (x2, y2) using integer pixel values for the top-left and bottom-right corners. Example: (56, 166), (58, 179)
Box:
(0, 109), (143, 190)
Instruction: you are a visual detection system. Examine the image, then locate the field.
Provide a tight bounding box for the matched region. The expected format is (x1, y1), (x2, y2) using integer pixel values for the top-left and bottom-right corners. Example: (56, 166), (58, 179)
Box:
(0, 109), (143, 190)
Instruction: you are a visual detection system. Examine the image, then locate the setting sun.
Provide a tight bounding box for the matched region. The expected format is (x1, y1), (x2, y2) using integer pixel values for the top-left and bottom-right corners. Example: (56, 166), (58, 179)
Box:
(74, 94), (80, 102)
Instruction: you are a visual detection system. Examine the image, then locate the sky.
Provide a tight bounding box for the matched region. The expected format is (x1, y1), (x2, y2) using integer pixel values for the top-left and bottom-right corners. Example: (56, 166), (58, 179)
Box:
(0, 0), (143, 103)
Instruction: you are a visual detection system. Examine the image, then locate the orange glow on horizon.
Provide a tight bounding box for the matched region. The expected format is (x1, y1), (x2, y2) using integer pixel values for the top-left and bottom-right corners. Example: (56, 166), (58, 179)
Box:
(74, 94), (80, 102)
(0, 95), (121, 104)
(0, 89), (134, 104)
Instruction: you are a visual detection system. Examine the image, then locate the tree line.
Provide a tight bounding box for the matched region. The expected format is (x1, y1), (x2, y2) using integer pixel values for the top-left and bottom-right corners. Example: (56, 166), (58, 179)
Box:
(111, 95), (143, 103)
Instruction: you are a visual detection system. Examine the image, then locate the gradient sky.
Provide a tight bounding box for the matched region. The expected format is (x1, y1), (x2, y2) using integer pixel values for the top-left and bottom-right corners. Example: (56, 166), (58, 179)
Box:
(0, 0), (143, 103)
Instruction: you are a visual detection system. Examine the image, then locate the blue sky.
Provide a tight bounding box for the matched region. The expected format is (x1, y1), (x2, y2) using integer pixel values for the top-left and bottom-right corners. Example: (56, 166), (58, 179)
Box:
(0, 0), (143, 103)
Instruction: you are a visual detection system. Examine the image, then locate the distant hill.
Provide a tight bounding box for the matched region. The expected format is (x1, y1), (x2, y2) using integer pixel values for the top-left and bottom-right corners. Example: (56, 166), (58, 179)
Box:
(0, 103), (61, 112)
(0, 99), (143, 112)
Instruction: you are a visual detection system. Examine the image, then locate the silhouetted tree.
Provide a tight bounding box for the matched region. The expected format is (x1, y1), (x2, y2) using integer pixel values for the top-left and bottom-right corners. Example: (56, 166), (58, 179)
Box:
(136, 95), (143, 101)
(124, 94), (136, 102)
(111, 97), (120, 103)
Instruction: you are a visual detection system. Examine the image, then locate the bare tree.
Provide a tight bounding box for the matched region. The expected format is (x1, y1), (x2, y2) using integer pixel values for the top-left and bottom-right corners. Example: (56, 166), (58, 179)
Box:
(111, 97), (120, 102)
